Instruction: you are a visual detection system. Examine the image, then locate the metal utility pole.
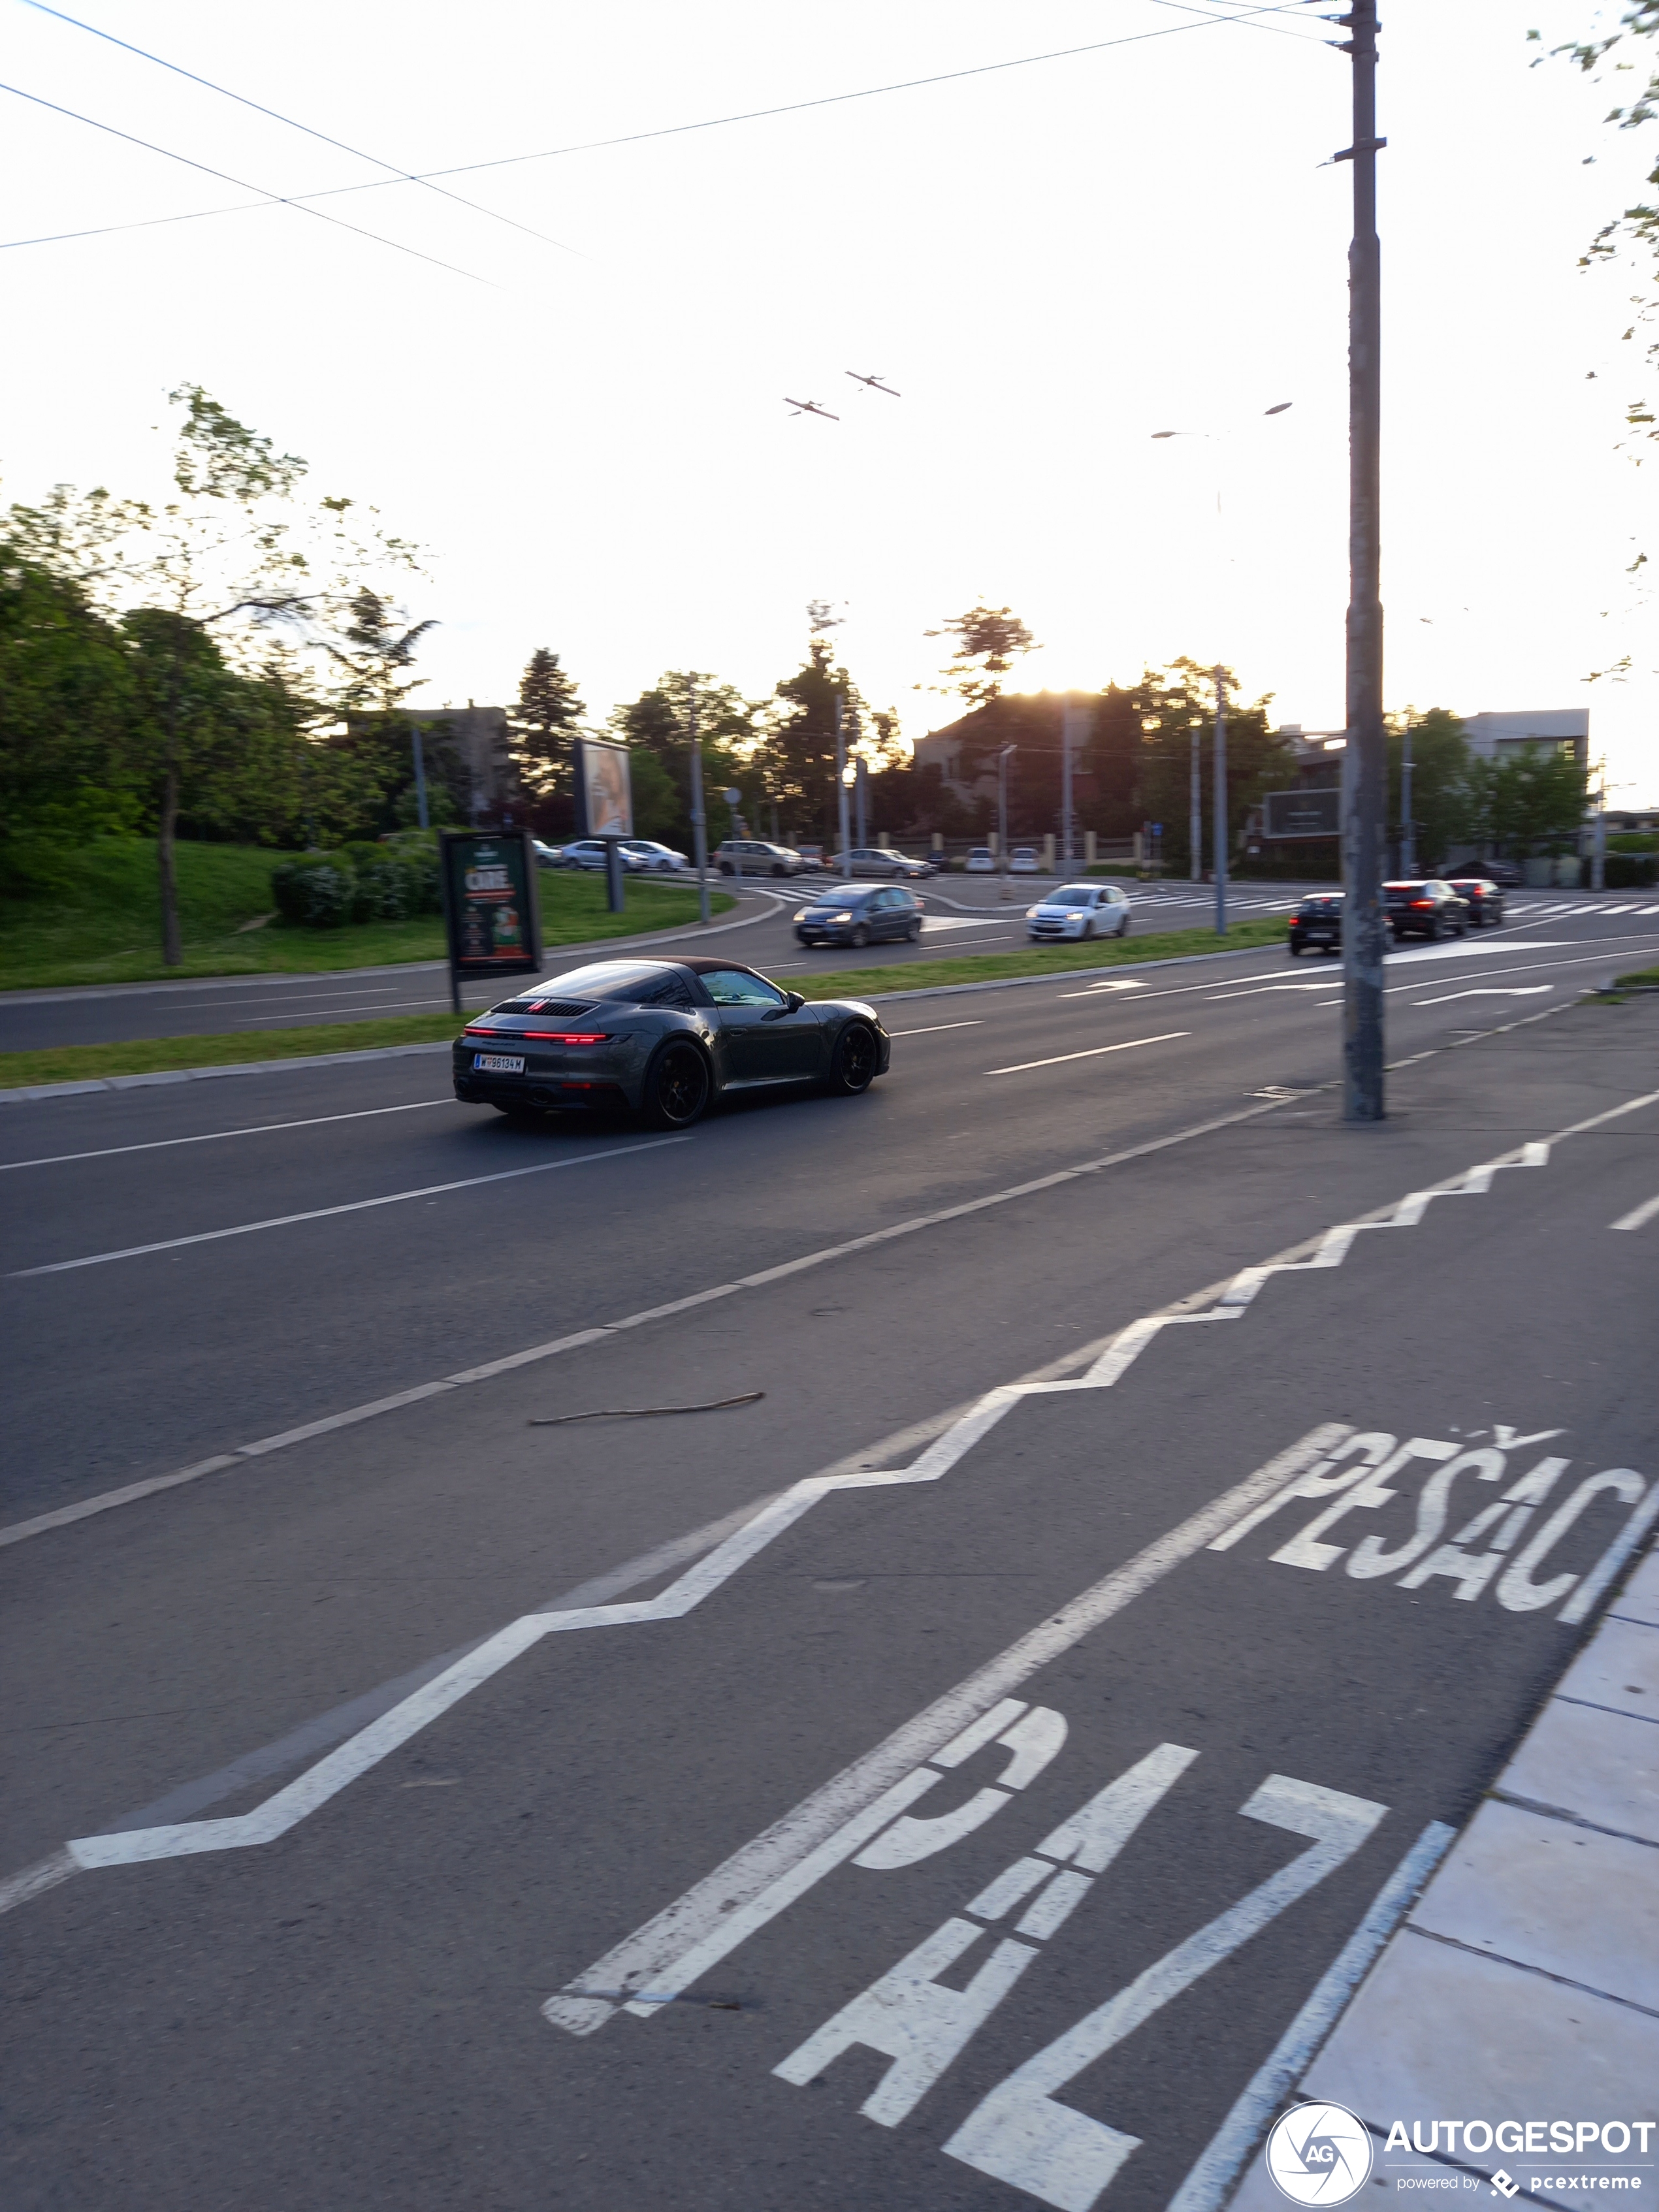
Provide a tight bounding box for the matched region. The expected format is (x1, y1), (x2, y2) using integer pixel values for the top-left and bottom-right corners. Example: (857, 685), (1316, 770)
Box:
(1060, 704), (1075, 871)
(1341, 0), (1387, 1121)
(1212, 667), (1229, 935)
(411, 723), (430, 831)
(1399, 720), (1415, 876)
(996, 744), (1016, 898)
(834, 694), (852, 878)
(1590, 759), (1607, 892)
(1189, 724), (1202, 883)
(854, 752), (868, 851)
(688, 684), (711, 924)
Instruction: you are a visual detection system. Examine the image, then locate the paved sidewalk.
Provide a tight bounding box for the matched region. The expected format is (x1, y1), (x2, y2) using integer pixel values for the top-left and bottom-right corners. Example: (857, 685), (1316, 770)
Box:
(1223, 1543), (1659, 2211)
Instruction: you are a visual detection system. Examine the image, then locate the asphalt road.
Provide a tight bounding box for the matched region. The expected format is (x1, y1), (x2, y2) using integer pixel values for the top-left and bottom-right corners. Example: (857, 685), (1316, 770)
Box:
(10, 880), (1654, 1051)
(1, 940), (1656, 2211)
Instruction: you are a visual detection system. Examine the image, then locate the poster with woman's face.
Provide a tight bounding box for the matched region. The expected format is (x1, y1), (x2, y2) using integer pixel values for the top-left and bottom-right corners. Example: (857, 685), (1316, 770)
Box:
(577, 740), (633, 837)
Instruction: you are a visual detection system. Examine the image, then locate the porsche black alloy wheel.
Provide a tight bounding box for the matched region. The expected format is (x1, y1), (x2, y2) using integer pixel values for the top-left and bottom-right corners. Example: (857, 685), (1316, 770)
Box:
(829, 1021), (878, 1095)
(643, 1042), (711, 1129)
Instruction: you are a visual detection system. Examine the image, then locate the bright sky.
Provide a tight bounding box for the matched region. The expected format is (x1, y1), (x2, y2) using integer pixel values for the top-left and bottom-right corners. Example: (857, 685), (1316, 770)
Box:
(3, 1), (1656, 803)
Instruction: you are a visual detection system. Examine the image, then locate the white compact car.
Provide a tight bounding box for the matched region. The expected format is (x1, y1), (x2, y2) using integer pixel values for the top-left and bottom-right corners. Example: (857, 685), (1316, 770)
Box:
(618, 839), (689, 873)
(964, 846), (996, 873)
(1008, 846), (1041, 874)
(1027, 882), (1132, 942)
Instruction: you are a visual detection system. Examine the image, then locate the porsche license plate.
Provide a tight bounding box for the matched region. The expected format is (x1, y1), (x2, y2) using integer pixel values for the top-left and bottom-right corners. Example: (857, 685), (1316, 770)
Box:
(473, 1052), (526, 1074)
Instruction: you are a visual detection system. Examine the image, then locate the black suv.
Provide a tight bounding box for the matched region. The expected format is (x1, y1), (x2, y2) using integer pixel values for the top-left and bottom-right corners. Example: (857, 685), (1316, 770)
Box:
(1445, 876), (1506, 927)
(1384, 880), (1470, 941)
(1287, 892), (1344, 956)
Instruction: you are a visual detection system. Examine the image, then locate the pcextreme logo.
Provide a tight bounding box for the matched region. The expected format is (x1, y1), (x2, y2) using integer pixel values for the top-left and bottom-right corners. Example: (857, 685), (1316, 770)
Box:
(1266, 2102), (1376, 2204)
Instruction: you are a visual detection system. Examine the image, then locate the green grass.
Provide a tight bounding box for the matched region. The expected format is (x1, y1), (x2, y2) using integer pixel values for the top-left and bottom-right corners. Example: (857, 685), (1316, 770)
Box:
(0, 1014), (467, 1087)
(1, 914), (1291, 1089)
(1595, 963), (1659, 1002)
(0, 839), (732, 990)
(790, 916), (1289, 999)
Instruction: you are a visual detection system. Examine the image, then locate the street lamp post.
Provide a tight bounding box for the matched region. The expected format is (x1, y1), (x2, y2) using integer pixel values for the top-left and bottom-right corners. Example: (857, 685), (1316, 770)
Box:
(687, 683), (711, 925)
(1213, 666), (1229, 935)
(1189, 722), (1202, 884)
(834, 694), (852, 879)
(1399, 720), (1415, 878)
(996, 745), (1016, 895)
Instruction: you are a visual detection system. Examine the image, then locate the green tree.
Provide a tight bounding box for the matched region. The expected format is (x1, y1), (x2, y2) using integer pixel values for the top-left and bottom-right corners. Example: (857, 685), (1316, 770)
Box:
(1387, 707), (1472, 869)
(762, 636), (862, 843)
(607, 670), (755, 842)
(921, 602), (1039, 716)
(1125, 660), (1293, 874)
(6, 386), (423, 961)
(510, 647), (585, 798)
(0, 547), (140, 848)
(1466, 745), (1590, 857)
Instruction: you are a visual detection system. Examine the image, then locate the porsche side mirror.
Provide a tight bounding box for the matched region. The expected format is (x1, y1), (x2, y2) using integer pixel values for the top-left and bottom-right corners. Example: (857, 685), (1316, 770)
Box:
(784, 990), (805, 1013)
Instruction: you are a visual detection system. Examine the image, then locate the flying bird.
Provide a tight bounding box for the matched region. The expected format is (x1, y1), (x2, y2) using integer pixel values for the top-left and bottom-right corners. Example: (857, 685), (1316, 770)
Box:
(846, 371), (901, 397)
(784, 397), (839, 420)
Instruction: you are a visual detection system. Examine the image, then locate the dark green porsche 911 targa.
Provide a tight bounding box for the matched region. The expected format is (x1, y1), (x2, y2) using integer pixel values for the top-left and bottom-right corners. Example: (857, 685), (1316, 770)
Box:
(452, 957), (892, 1129)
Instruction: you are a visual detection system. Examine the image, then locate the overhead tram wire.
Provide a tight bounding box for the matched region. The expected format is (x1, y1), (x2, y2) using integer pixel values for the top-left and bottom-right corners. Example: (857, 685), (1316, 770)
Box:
(17, 0), (585, 259)
(0, 80), (496, 284)
(2, 0), (1335, 257)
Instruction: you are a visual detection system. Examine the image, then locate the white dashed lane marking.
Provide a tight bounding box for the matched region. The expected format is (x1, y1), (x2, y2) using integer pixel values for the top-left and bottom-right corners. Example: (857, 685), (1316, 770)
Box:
(986, 1033), (1189, 1076)
(8, 1136), (692, 1275)
(0, 1098), (455, 1174)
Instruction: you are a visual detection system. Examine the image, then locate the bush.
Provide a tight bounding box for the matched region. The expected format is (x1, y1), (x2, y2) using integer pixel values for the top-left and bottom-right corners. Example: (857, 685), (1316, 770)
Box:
(1605, 852), (1657, 890)
(270, 854), (359, 927)
(270, 840), (443, 927)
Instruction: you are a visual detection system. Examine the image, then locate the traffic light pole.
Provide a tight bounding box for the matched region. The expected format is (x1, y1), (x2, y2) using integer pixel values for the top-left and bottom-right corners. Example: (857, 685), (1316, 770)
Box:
(1341, 0), (1387, 1121)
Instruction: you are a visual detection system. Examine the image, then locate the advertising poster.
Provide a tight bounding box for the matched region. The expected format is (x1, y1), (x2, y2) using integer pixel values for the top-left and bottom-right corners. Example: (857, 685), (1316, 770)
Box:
(573, 737), (634, 839)
(439, 830), (543, 985)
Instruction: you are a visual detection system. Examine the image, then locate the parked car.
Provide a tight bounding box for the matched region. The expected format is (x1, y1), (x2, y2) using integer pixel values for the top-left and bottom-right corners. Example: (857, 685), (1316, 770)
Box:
(1384, 879), (1470, 941)
(619, 839), (689, 873)
(532, 840), (564, 869)
(1445, 876), (1506, 927)
(453, 957), (890, 1128)
(964, 846), (997, 873)
(1468, 857), (1523, 888)
(794, 884), (925, 949)
(1008, 846), (1040, 874)
(845, 847), (935, 880)
(556, 839), (651, 873)
(713, 839), (809, 878)
(1287, 891), (1345, 956)
(1026, 883), (1131, 942)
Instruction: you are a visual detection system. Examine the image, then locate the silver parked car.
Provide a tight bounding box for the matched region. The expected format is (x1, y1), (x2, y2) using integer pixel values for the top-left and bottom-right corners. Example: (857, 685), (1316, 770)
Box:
(714, 839), (809, 877)
(844, 847), (935, 880)
(619, 839), (690, 873)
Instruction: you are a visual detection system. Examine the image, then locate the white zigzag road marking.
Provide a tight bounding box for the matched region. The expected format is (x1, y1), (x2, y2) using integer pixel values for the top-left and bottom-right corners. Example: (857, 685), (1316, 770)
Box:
(13, 1089), (1649, 1928)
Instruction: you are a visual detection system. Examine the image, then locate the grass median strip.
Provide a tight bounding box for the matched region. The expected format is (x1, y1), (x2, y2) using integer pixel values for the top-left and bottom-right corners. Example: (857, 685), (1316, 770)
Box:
(790, 916), (1285, 999)
(1, 917), (1289, 1089)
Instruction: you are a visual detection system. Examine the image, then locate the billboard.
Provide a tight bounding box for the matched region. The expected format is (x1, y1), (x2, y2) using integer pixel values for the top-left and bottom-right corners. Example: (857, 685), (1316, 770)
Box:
(439, 830), (543, 980)
(573, 737), (634, 839)
(1263, 787), (1340, 840)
